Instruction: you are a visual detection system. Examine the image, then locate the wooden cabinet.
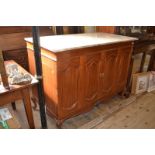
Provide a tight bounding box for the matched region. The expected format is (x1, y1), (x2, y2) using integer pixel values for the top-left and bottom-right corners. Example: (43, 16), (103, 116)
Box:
(26, 33), (135, 126)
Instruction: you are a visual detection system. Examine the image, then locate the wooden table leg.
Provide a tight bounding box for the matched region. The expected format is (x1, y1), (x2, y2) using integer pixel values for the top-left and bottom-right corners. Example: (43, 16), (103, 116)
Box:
(22, 88), (35, 129)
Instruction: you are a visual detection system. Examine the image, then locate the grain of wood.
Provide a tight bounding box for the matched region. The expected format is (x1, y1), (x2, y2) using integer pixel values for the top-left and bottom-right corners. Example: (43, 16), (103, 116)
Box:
(94, 92), (155, 129)
(5, 91), (155, 129)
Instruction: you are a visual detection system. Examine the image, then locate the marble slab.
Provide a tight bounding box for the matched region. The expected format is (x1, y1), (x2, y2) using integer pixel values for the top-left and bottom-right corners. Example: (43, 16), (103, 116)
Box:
(25, 32), (138, 53)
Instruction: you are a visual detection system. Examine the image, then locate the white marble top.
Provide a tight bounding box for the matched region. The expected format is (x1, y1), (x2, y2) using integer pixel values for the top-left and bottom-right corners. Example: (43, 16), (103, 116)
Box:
(25, 32), (137, 53)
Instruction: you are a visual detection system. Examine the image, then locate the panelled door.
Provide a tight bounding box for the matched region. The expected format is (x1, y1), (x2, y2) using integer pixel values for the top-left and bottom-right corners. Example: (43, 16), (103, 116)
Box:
(115, 46), (132, 92)
(58, 57), (81, 119)
(98, 49), (118, 99)
(82, 53), (100, 107)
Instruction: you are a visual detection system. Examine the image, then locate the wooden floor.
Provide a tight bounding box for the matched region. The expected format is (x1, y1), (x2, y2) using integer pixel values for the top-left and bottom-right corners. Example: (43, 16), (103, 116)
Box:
(4, 90), (155, 129)
(94, 91), (155, 129)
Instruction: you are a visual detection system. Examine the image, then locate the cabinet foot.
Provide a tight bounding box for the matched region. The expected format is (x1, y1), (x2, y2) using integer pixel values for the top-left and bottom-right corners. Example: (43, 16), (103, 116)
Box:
(56, 120), (63, 129)
(124, 91), (131, 98)
(31, 97), (38, 110)
(119, 88), (130, 99)
(118, 91), (125, 98)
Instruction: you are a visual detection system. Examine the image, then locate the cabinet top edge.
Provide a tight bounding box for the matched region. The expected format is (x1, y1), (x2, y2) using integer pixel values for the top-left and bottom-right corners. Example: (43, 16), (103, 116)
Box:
(25, 32), (138, 53)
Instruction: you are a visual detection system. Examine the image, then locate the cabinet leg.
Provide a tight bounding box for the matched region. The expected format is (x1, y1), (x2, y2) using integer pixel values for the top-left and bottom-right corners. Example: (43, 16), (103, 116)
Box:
(119, 91), (125, 97)
(124, 92), (130, 98)
(11, 102), (16, 110)
(31, 97), (38, 110)
(56, 120), (63, 129)
(119, 90), (126, 99)
(119, 87), (130, 98)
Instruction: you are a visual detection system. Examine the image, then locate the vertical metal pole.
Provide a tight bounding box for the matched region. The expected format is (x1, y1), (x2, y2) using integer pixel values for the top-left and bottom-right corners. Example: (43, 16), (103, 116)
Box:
(32, 26), (47, 129)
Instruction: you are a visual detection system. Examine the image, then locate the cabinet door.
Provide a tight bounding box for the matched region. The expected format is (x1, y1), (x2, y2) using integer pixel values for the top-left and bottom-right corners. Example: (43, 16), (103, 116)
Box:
(115, 47), (131, 92)
(82, 53), (100, 106)
(98, 49), (118, 99)
(58, 57), (81, 119)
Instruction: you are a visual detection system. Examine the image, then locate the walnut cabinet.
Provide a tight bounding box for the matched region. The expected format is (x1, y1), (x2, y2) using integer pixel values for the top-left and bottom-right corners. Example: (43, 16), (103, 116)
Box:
(25, 33), (136, 127)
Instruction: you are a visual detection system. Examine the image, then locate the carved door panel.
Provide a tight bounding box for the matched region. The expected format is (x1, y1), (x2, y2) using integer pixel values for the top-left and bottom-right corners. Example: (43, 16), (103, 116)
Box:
(115, 47), (131, 92)
(58, 57), (80, 118)
(82, 53), (100, 106)
(98, 49), (118, 99)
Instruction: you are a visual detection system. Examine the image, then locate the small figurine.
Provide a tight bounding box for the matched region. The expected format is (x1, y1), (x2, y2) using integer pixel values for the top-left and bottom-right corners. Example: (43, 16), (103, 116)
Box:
(9, 72), (32, 85)
(6, 64), (32, 85)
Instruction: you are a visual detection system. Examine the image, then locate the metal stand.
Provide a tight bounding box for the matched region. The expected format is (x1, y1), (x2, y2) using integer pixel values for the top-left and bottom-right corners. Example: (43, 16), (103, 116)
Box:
(32, 26), (47, 129)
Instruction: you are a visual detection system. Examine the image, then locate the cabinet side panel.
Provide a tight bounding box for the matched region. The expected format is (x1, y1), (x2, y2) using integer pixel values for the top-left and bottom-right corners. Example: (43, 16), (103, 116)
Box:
(41, 56), (58, 117)
(27, 48), (58, 117)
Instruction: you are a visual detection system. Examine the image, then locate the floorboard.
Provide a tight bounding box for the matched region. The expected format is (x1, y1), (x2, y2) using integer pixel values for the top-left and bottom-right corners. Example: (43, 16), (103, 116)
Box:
(4, 91), (155, 129)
